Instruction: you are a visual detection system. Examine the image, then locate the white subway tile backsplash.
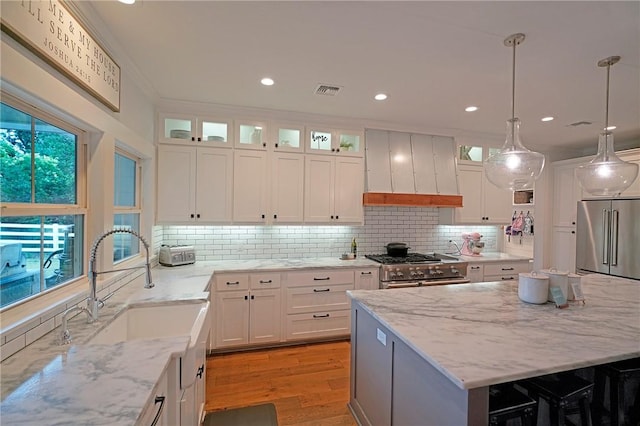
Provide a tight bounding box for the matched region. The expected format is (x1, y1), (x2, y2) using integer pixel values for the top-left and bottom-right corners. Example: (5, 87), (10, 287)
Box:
(25, 318), (55, 346)
(162, 207), (500, 260)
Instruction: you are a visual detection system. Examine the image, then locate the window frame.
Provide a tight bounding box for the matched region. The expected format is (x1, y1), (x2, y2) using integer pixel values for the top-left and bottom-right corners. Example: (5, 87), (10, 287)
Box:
(113, 148), (142, 264)
(0, 93), (87, 309)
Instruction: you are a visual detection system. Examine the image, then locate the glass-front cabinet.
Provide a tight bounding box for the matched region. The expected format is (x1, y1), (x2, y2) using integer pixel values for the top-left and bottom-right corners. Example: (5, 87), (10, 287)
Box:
(306, 127), (363, 156)
(159, 113), (232, 147)
(236, 120), (268, 149)
(272, 123), (304, 152)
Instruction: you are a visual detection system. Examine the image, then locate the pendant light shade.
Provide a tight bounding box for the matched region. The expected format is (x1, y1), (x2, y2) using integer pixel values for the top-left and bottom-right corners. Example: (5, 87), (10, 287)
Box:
(576, 56), (639, 196)
(485, 33), (545, 191)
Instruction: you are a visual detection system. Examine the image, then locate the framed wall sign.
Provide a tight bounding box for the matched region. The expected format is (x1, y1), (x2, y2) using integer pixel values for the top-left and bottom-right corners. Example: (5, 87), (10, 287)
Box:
(1, 0), (121, 112)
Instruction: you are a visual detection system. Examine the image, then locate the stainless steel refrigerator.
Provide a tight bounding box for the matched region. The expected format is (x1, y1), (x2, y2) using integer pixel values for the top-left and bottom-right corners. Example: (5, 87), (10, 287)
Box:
(576, 198), (639, 280)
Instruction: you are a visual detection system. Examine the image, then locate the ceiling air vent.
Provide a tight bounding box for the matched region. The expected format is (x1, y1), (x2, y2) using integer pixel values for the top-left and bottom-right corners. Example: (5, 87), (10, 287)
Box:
(314, 84), (342, 96)
(567, 121), (593, 127)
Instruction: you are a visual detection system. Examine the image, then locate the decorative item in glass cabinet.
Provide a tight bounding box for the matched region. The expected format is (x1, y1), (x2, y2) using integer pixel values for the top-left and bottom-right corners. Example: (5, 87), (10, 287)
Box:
(484, 33), (545, 191)
(576, 56), (639, 196)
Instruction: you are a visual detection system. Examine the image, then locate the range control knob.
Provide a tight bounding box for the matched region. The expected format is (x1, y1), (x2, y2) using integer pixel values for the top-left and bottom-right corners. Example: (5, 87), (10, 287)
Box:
(451, 267), (459, 274)
(396, 271), (404, 278)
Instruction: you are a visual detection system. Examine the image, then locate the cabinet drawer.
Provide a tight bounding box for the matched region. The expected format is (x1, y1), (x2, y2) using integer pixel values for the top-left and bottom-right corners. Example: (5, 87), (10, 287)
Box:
(286, 270), (354, 288)
(484, 274), (519, 282)
(285, 310), (350, 340)
(214, 273), (249, 291)
(483, 262), (531, 276)
(250, 272), (281, 289)
(285, 283), (353, 314)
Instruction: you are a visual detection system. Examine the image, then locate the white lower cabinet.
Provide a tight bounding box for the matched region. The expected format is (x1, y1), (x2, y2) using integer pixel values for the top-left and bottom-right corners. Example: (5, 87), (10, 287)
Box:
(482, 261), (532, 282)
(464, 260), (532, 282)
(284, 269), (354, 340)
(466, 264), (484, 283)
(211, 268), (358, 350)
(137, 369), (169, 426)
(355, 268), (380, 290)
(213, 272), (281, 349)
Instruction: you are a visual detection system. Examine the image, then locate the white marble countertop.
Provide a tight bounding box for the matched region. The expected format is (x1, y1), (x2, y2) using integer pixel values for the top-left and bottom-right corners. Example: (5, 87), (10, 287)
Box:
(0, 257), (378, 424)
(348, 273), (640, 390)
(0, 265), (213, 425)
(199, 256), (379, 273)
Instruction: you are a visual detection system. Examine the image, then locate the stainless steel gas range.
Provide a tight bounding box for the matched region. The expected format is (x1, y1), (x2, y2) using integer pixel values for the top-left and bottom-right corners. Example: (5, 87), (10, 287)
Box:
(365, 253), (469, 289)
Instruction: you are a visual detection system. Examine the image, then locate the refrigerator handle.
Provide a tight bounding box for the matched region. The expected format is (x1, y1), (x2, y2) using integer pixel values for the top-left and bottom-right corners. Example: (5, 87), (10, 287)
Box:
(602, 209), (610, 265)
(611, 209), (619, 266)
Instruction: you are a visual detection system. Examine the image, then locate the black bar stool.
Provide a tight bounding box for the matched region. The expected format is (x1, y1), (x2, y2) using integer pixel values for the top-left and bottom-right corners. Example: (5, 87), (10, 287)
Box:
(489, 382), (538, 426)
(520, 372), (593, 426)
(592, 357), (640, 426)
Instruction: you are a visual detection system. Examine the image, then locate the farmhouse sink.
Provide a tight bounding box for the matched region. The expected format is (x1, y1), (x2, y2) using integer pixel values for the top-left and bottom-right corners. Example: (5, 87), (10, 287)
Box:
(88, 301), (210, 388)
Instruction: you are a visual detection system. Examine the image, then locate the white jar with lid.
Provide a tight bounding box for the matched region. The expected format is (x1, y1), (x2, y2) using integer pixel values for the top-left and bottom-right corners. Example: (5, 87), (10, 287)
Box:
(518, 272), (549, 304)
(540, 268), (569, 302)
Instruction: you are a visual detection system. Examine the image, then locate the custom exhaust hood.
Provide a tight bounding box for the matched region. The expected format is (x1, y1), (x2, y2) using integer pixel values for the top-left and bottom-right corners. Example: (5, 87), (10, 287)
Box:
(364, 129), (462, 208)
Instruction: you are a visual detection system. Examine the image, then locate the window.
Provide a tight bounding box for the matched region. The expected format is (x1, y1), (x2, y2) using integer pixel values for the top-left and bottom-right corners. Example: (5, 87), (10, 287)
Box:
(113, 150), (141, 263)
(0, 97), (86, 309)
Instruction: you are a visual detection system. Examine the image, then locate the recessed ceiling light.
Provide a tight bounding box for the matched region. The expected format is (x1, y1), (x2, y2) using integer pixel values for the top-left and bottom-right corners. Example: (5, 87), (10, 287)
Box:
(541, 116), (554, 122)
(118, 0), (135, 4)
(606, 125), (616, 130)
(261, 78), (274, 86)
(465, 106), (478, 112)
(374, 93), (388, 101)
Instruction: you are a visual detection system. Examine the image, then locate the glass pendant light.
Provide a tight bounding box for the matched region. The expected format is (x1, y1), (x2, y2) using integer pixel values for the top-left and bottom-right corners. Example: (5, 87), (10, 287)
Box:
(576, 56), (639, 196)
(485, 33), (545, 191)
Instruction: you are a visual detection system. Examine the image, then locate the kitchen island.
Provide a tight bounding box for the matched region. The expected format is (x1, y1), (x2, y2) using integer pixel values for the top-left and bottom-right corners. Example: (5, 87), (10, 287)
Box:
(348, 274), (640, 426)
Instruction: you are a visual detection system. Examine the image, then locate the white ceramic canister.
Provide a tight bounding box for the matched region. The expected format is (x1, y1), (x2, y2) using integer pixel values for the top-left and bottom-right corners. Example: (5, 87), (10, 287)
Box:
(567, 273), (582, 301)
(540, 268), (569, 302)
(518, 272), (550, 304)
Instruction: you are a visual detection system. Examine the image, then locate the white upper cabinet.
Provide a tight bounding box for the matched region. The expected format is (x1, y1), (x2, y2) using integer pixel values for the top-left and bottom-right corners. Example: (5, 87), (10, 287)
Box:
(271, 152), (305, 223)
(306, 127), (364, 157)
(233, 150), (268, 222)
(364, 129), (458, 195)
(157, 145), (233, 224)
(439, 163), (512, 225)
(235, 119), (268, 150)
(159, 113), (232, 147)
(271, 123), (304, 153)
(304, 156), (364, 224)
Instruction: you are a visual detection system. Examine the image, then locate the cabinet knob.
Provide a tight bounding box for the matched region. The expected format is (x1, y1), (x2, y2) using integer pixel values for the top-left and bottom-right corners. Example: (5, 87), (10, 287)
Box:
(244, 295), (248, 300)
(330, 215), (334, 219)
(331, 148), (336, 152)
(190, 214), (195, 219)
(335, 215), (339, 220)
(572, 221), (576, 225)
(196, 213), (200, 219)
(571, 231), (575, 234)
(336, 148), (340, 152)
(261, 214), (265, 219)
(262, 142), (267, 147)
(275, 143), (279, 148)
(191, 136), (196, 142)
(197, 137), (202, 142)
(273, 214), (277, 219)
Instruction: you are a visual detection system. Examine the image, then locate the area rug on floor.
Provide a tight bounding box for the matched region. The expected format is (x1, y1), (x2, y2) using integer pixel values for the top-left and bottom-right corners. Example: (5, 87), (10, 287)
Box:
(203, 403), (278, 426)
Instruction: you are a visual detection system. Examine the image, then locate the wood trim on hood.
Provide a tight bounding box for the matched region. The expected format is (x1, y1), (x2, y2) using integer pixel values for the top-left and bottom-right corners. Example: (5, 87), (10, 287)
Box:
(363, 193), (463, 208)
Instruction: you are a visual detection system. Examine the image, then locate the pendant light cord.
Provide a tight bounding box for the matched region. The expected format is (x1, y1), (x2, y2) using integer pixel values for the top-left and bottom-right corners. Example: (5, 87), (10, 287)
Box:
(604, 63), (610, 132)
(511, 40), (517, 121)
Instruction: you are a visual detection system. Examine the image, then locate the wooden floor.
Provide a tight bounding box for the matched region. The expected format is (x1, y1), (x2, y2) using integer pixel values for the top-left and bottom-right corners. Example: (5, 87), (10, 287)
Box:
(205, 340), (357, 426)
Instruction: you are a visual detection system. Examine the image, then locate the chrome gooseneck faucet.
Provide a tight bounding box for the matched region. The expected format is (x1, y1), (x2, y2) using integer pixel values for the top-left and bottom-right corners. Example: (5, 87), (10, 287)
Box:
(88, 228), (154, 320)
(60, 228), (154, 345)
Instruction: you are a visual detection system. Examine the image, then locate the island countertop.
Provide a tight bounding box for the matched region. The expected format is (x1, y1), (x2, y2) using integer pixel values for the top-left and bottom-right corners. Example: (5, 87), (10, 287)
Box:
(348, 273), (640, 390)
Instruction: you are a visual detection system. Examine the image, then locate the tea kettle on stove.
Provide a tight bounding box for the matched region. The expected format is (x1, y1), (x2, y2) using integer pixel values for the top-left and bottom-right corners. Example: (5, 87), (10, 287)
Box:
(461, 233), (484, 256)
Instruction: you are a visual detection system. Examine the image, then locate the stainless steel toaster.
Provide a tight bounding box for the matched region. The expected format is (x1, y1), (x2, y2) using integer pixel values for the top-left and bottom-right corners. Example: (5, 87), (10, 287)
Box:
(159, 245), (196, 266)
